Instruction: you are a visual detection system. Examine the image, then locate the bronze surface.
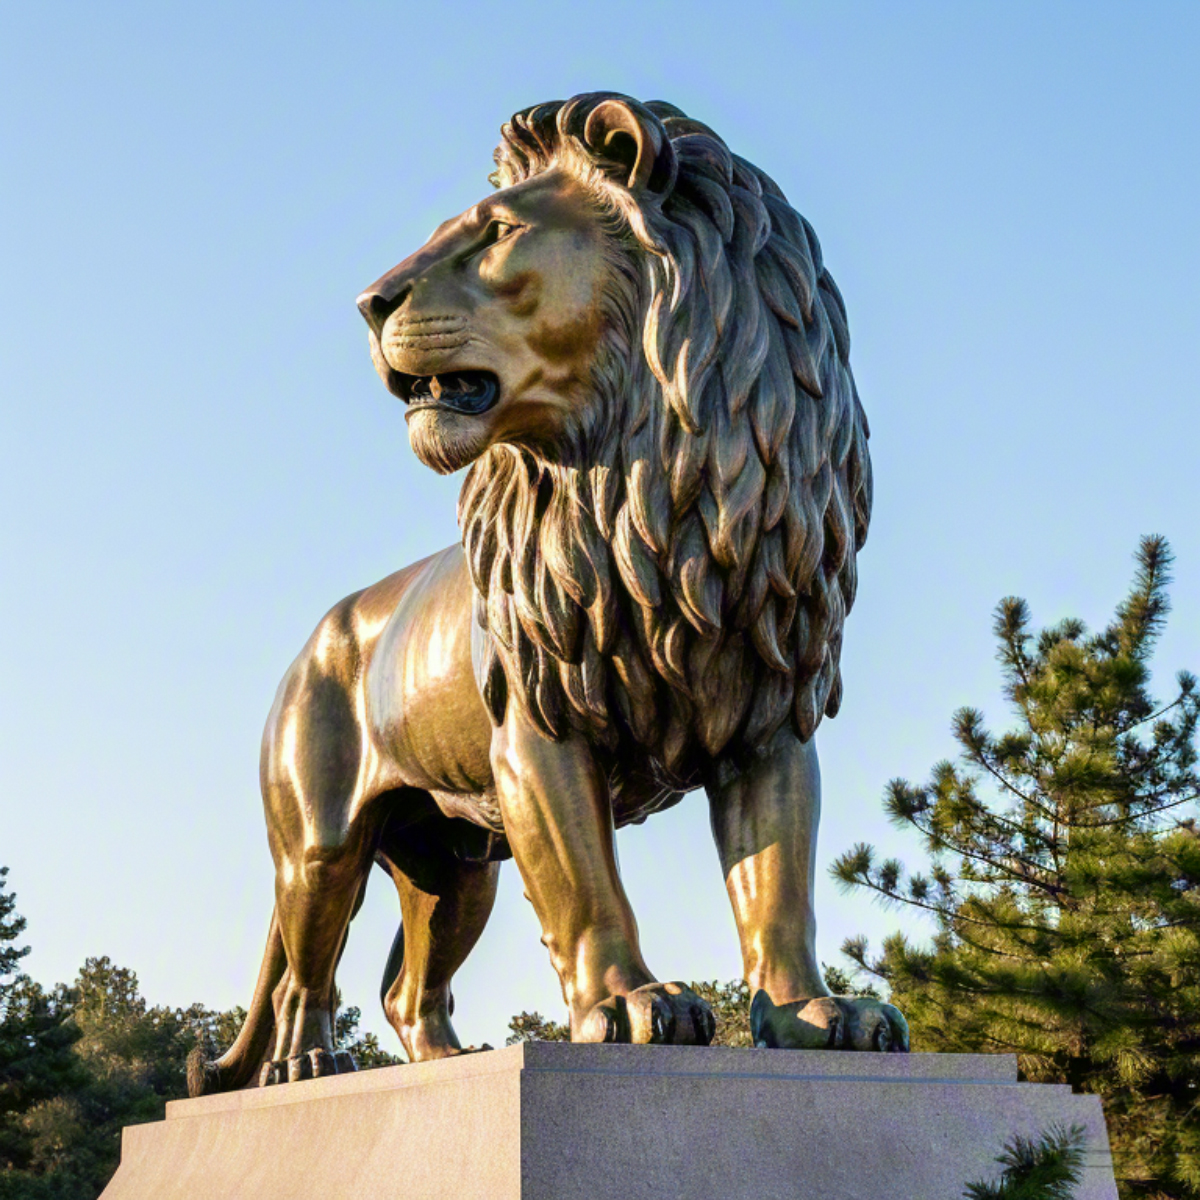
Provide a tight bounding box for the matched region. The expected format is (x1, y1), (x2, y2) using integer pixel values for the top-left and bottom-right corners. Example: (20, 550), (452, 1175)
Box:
(188, 93), (906, 1098)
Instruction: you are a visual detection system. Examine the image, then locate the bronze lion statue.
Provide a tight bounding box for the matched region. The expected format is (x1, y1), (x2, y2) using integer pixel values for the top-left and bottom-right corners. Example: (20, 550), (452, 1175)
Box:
(189, 93), (907, 1096)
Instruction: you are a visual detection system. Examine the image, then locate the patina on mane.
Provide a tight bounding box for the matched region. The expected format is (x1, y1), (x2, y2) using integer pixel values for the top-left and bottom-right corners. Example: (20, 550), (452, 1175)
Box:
(460, 97), (871, 785)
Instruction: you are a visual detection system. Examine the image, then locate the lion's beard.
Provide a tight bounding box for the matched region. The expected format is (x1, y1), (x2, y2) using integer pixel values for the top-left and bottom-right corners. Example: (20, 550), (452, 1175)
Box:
(407, 409), (493, 476)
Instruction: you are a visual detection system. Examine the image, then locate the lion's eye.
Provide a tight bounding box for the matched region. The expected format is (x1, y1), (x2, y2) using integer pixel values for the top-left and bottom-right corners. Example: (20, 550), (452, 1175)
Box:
(468, 219), (522, 264)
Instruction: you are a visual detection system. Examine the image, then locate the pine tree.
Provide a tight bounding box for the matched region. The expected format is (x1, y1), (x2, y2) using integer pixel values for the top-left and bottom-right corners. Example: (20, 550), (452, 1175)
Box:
(0, 870), (28, 999)
(505, 1010), (570, 1044)
(0, 871), (84, 1193)
(6, 958), (205, 1195)
(833, 538), (1200, 1198)
(691, 980), (754, 1047)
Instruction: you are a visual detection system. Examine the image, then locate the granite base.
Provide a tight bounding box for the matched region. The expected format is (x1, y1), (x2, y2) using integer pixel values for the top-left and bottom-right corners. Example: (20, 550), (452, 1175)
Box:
(100, 1042), (1118, 1199)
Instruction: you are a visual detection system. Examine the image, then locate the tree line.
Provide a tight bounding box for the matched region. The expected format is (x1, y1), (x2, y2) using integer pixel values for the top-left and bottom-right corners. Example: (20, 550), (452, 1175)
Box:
(2, 538), (1196, 1199)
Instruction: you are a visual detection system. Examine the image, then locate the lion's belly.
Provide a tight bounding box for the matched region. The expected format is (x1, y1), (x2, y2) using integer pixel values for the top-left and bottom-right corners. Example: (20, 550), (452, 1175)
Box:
(365, 546), (496, 805)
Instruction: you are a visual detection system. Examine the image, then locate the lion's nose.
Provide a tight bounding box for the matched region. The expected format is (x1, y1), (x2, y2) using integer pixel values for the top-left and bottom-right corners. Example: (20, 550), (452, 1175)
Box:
(356, 291), (394, 336)
(356, 282), (412, 337)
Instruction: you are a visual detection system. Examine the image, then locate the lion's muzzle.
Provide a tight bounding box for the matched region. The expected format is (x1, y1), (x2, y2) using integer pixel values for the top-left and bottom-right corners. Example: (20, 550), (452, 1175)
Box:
(379, 315), (471, 367)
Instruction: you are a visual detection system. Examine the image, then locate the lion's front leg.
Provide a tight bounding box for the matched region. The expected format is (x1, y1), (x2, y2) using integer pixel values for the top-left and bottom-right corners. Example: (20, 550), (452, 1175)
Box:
(491, 707), (713, 1046)
(707, 728), (909, 1052)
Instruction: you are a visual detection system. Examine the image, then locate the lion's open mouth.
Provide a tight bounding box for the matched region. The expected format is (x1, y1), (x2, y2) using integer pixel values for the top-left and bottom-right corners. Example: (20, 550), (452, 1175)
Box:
(392, 370), (501, 416)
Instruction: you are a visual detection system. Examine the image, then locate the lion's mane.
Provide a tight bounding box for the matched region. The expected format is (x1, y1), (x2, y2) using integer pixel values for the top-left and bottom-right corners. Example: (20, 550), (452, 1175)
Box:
(459, 94), (872, 784)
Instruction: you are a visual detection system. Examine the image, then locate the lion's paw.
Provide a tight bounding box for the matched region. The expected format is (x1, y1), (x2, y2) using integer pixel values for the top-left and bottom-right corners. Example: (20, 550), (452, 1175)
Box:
(258, 1047), (346, 1087)
(577, 982), (715, 1046)
(750, 991), (909, 1052)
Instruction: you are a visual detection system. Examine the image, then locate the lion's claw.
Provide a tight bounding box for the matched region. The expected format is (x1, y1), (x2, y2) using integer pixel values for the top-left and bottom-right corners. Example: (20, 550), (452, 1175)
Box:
(842, 998), (902, 1052)
(576, 982), (714, 1045)
(629, 988), (674, 1044)
(306, 1047), (338, 1079)
(258, 1047), (348, 1087)
(750, 991), (909, 1052)
(578, 999), (621, 1043)
(630, 981), (714, 1045)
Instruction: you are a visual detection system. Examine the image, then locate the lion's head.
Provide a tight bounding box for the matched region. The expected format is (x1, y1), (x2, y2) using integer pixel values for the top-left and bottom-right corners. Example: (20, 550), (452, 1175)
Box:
(359, 93), (872, 782)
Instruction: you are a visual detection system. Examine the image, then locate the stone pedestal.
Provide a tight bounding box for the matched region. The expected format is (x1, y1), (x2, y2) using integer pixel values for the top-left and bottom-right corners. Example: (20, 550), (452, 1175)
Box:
(100, 1043), (1118, 1199)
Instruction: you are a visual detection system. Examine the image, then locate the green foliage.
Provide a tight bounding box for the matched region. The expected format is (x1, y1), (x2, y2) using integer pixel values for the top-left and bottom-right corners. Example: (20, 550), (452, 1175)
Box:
(0, 872), (85, 1197)
(820, 962), (880, 1001)
(0, 957), (240, 1198)
(691, 979), (753, 1046)
(335, 1006), (401, 1067)
(833, 539), (1200, 1198)
(964, 1124), (1086, 1199)
(505, 1010), (569, 1044)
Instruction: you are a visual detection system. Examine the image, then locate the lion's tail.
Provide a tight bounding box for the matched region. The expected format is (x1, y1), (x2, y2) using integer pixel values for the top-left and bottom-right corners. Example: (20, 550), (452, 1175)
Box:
(187, 908), (286, 1097)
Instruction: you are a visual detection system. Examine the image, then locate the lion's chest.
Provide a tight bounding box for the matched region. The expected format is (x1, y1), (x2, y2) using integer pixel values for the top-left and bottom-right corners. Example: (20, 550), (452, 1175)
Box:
(365, 546), (495, 799)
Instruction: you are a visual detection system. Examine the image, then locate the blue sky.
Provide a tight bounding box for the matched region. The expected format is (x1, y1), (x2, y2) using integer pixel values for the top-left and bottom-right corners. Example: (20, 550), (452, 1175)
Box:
(2, 2), (1198, 1049)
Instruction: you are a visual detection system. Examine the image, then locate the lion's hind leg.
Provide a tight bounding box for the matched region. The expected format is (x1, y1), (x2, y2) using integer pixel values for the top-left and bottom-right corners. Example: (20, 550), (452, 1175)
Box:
(376, 805), (500, 1061)
(257, 600), (391, 1085)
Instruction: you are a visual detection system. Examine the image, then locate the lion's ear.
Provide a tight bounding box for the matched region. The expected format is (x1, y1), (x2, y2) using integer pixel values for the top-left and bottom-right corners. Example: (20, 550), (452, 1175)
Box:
(580, 97), (677, 197)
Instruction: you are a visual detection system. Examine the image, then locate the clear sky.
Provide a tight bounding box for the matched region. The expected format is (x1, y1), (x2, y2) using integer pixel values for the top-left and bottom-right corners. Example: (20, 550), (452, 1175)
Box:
(2, 2), (1198, 1051)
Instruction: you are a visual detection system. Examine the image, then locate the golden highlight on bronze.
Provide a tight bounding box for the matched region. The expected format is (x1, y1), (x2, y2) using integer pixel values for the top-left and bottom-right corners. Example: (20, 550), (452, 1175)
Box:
(189, 93), (906, 1098)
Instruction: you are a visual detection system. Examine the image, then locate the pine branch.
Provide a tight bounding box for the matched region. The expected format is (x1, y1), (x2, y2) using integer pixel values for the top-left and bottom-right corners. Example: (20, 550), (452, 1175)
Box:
(837, 540), (1200, 1195)
(1126, 693), (1188, 732)
(836, 866), (1054, 935)
(1070, 792), (1200, 829)
(964, 1124), (1086, 1199)
(899, 814), (1067, 901)
(971, 746), (1066, 829)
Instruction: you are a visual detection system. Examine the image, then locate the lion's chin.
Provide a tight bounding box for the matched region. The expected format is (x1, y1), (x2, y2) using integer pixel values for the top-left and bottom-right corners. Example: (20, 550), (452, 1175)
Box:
(406, 408), (490, 475)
